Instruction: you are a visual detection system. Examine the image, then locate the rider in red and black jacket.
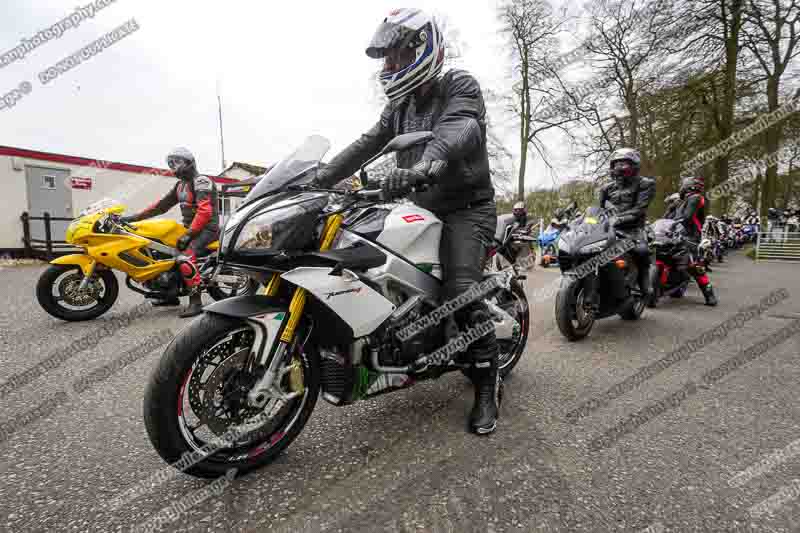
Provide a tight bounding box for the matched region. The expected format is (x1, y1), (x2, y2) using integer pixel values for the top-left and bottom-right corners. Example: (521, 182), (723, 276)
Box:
(121, 147), (219, 317)
(670, 176), (718, 306)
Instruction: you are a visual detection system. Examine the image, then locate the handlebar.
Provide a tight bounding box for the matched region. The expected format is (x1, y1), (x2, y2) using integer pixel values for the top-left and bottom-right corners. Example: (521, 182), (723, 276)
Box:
(355, 188), (383, 199)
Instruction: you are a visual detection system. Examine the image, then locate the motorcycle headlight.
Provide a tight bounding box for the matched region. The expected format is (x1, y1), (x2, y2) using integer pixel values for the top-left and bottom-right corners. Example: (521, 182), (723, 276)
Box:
(237, 218), (274, 251)
(579, 239), (607, 255)
(231, 199), (325, 255)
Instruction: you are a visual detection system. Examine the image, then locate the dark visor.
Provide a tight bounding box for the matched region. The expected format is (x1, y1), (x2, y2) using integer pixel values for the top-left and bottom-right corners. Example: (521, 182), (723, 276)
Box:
(366, 22), (416, 58)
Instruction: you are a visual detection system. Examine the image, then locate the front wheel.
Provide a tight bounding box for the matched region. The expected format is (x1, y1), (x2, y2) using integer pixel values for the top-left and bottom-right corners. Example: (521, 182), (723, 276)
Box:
(555, 276), (595, 341)
(36, 264), (119, 321)
(143, 313), (320, 478)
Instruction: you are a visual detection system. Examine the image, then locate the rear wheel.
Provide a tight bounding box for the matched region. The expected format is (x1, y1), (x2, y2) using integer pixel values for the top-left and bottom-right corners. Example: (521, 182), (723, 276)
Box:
(646, 265), (661, 308)
(619, 266), (646, 320)
(555, 276), (594, 341)
(493, 281), (529, 378)
(36, 264), (118, 321)
(143, 313), (320, 478)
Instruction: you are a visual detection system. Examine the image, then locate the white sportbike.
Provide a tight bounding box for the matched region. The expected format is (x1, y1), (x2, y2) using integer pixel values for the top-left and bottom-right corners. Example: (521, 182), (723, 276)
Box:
(143, 132), (530, 478)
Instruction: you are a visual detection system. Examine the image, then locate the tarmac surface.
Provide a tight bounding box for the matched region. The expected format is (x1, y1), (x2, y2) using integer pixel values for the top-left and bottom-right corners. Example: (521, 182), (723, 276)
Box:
(0, 251), (798, 532)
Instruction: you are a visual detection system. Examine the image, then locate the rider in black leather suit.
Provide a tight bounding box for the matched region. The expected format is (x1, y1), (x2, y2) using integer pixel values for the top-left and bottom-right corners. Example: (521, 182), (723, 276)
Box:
(312, 8), (501, 435)
(598, 148), (656, 298)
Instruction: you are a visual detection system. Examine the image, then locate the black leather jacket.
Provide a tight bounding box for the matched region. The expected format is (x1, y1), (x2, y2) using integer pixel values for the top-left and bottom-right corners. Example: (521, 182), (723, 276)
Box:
(315, 69), (494, 215)
(598, 175), (656, 231)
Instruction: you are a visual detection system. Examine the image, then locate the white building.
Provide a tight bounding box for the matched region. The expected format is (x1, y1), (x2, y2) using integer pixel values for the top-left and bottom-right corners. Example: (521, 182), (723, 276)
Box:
(0, 145), (266, 256)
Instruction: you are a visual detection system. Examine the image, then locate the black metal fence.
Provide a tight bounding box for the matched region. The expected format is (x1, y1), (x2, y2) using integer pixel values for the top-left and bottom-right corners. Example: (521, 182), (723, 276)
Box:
(20, 212), (81, 260)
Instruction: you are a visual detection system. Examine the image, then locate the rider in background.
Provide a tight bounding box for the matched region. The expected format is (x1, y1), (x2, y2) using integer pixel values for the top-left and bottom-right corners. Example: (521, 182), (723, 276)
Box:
(512, 201), (531, 230)
(598, 148), (656, 299)
(121, 148), (219, 318)
(670, 176), (718, 306)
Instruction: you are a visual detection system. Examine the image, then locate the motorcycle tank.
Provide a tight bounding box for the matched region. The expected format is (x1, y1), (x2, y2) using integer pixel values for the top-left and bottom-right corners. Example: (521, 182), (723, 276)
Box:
(376, 204), (443, 267)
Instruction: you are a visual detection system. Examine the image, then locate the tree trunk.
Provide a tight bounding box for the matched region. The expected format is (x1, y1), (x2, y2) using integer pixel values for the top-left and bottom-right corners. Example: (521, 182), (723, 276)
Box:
(751, 170), (761, 217)
(713, 0), (743, 216)
(518, 54), (530, 202)
(760, 77), (781, 217)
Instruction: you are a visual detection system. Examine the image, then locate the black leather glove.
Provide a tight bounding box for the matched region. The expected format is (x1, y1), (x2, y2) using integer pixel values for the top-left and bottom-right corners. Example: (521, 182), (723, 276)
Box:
(380, 160), (446, 202)
(176, 233), (193, 251)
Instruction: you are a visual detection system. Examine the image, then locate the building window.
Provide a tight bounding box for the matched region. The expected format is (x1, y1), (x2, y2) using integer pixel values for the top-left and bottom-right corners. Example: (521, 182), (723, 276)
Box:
(41, 175), (57, 189)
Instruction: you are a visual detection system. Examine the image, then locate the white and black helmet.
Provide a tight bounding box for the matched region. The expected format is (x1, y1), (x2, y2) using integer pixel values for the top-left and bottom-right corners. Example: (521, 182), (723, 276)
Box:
(366, 8), (446, 102)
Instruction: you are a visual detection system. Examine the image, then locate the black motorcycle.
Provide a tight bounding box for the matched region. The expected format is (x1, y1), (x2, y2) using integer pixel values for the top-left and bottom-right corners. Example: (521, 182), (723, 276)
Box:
(488, 215), (536, 274)
(554, 205), (646, 341)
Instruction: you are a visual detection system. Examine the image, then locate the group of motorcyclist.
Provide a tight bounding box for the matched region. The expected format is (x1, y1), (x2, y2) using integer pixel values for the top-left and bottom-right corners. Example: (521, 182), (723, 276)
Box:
(123, 7), (733, 436)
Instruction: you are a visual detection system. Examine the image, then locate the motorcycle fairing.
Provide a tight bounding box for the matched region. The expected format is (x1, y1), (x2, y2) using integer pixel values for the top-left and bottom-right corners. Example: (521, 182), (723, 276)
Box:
(280, 267), (396, 337)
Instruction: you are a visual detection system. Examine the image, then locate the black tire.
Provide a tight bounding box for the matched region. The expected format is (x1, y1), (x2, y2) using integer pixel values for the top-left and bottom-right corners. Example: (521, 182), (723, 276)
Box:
(36, 264), (118, 321)
(143, 312), (320, 479)
(619, 296), (645, 320)
(498, 281), (529, 378)
(646, 266), (661, 308)
(555, 276), (594, 341)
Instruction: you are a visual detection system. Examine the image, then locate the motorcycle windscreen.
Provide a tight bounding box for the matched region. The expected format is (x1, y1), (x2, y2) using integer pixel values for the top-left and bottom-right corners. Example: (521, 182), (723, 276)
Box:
(242, 135), (331, 205)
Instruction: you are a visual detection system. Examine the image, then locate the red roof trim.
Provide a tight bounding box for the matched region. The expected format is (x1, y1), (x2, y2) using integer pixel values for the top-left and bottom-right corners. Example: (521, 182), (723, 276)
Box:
(0, 145), (239, 184)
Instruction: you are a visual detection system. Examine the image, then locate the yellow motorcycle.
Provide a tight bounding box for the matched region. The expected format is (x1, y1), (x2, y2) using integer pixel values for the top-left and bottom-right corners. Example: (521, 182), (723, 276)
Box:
(36, 199), (257, 321)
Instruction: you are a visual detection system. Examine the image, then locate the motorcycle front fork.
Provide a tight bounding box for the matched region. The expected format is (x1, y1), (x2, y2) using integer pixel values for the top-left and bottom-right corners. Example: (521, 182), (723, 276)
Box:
(246, 214), (343, 408)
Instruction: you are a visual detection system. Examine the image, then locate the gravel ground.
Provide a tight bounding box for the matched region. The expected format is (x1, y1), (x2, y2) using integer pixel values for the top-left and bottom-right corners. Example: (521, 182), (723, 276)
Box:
(0, 251), (798, 532)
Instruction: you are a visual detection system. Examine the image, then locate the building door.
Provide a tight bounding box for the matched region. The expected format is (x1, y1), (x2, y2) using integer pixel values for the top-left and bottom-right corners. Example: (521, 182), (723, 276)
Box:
(25, 166), (73, 243)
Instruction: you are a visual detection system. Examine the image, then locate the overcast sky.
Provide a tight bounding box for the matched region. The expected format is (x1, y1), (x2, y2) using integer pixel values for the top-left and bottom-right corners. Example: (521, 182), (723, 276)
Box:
(1, 0), (593, 192)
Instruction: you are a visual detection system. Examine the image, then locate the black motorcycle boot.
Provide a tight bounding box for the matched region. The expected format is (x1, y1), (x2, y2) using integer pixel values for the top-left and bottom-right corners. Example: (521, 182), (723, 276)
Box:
(469, 356), (502, 435)
(179, 289), (204, 318)
(700, 283), (718, 306)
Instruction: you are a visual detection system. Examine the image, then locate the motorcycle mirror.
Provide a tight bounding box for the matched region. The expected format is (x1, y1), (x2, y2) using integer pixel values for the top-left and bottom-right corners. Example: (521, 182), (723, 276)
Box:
(381, 131), (434, 155)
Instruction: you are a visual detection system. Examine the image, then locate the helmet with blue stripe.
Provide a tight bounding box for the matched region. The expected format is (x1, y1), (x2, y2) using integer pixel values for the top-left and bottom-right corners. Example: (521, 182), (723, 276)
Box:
(366, 8), (446, 102)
